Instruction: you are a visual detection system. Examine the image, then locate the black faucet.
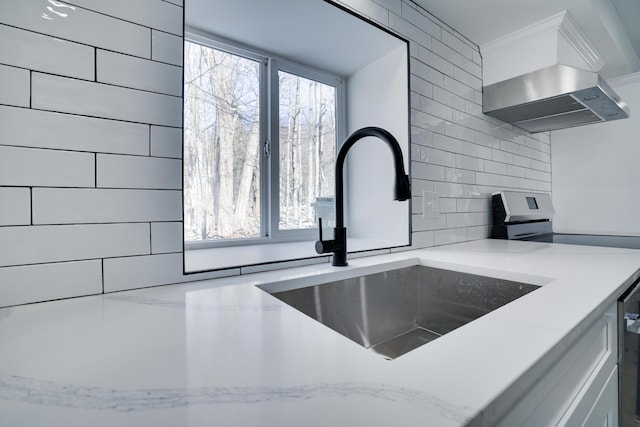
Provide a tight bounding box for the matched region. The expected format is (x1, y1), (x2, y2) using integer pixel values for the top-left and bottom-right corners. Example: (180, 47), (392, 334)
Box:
(315, 126), (411, 266)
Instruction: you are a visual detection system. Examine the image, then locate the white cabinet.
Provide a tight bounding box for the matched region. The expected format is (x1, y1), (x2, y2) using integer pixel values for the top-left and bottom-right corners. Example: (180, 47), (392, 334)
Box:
(497, 302), (618, 426)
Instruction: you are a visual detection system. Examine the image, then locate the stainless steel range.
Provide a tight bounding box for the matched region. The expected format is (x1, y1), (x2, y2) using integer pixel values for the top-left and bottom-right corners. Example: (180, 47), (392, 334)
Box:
(492, 190), (640, 426)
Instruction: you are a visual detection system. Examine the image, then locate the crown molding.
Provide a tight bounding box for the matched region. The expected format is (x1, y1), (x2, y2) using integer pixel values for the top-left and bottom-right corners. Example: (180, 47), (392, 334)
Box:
(557, 11), (605, 72)
(481, 11), (565, 55)
(480, 10), (604, 72)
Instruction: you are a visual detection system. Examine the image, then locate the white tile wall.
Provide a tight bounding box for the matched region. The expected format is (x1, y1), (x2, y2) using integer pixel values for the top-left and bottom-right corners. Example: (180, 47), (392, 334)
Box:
(151, 222), (183, 254)
(65, 0), (183, 35)
(32, 188), (182, 224)
(96, 155), (182, 189)
(151, 126), (182, 158)
(0, 24), (94, 80)
(0, 223), (149, 267)
(0, 64), (30, 107)
(0, 106), (149, 155)
(0, 0), (551, 307)
(103, 254), (238, 292)
(0, 188), (31, 226)
(0, 146), (95, 187)
(32, 73), (182, 126)
(151, 30), (183, 66)
(0, 260), (102, 308)
(0, 0), (151, 58)
(97, 50), (182, 96)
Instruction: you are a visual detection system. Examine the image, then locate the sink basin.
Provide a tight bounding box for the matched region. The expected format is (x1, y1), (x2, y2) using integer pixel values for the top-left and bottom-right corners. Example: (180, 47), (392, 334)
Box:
(266, 265), (539, 359)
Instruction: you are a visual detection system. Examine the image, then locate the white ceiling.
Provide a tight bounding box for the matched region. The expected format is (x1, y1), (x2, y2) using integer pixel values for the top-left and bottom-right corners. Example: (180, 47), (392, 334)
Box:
(413, 0), (640, 79)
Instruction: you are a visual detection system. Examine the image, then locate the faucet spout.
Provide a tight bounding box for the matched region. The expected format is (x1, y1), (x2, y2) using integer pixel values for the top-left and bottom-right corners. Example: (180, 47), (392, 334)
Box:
(315, 126), (411, 266)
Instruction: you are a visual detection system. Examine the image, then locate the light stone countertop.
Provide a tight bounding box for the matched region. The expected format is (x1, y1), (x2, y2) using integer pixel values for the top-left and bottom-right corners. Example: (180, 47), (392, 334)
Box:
(1, 239), (640, 426)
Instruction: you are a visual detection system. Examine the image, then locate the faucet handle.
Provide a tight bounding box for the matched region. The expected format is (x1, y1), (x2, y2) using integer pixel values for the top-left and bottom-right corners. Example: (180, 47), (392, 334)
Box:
(315, 217), (335, 254)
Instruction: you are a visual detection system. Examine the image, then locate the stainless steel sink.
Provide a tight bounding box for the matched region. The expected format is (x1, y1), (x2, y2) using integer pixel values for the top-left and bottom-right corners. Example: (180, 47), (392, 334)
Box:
(266, 265), (539, 359)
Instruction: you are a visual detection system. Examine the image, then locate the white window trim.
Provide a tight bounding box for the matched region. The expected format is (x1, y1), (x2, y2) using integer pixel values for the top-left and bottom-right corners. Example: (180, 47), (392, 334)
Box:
(184, 30), (346, 251)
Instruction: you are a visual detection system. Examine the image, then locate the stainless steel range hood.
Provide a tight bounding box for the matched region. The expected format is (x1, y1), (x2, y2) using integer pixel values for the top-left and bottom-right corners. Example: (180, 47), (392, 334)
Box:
(483, 64), (629, 133)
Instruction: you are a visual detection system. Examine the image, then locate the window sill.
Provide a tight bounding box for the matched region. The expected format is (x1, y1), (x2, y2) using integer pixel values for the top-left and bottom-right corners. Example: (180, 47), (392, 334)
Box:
(184, 238), (405, 274)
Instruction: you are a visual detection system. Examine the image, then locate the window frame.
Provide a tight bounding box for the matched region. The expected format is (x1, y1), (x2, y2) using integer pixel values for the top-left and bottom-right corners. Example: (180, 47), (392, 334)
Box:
(184, 31), (346, 250)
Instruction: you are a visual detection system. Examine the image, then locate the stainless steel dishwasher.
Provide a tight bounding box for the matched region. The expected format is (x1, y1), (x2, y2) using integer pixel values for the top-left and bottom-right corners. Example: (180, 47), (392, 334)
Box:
(619, 278), (640, 426)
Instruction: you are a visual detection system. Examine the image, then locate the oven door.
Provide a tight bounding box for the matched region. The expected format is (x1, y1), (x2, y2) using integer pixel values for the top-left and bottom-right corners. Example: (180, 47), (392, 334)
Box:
(619, 279), (640, 426)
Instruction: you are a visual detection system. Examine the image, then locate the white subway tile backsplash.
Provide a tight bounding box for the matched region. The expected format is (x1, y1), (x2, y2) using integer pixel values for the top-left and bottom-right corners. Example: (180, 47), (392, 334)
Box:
(525, 168), (551, 182)
(0, 146), (94, 187)
(0, 24), (94, 80)
(389, 11), (431, 48)
(433, 86), (466, 112)
(421, 98), (454, 121)
(418, 46), (454, 77)
(0, 260), (102, 308)
(151, 222), (183, 254)
(432, 133), (465, 154)
(438, 197), (457, 213)
(484, 160), (507, 175)
(411, 110), (445, 134)
(33, 188), (182, 224)
(412, 162), (445, 181)
(474, 131), (500, 148)
(491, 149), (514, 164)
(0, 0), (150, 58)
(431, 39), (466, 69)
(446, 212), (476, 228)
(507, 164), (526, 178)
(65, 0), (183, 35)
(420, 147), (456, 167)
(445, 168), (475, 184)
(412, 214), (446, 232)
(0, 223), (149, 267)
(466, 225), (490, 241)
(97, 50), (182, 96)
(103, 253), (238, 292)
(97, 154), (182, 189)
(411, 126), (434, 147)
(151, 30), (183, 66)
(456, 198), (487, 213)
(407, 230), (434, 248)
(435, 227), (467, 246)
(32, 73), (182, 127)
(0, 106), (149, 155)
(441, 29), (475, 59)
(0, 64), (30, 108)
(401, 2), (441, 40)
(151, 126), (182, 158)
(443, 75), (474, 101)
(0, 188), (30, 226)
(445, 122), (474, 142)
(434, 181), (466, 198)
(453, 66), (482, 90)
(410, 179), (434, 194)
(411, 58), (444, 86)
(463, 57), (482, 79)
(455, 154), (483, 171)
(410, 75), (433, 98)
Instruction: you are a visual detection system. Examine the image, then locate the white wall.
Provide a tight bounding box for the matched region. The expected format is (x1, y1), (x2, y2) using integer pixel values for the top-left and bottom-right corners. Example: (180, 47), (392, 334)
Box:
(346, 45), (410, 248)
(551, 73), (640, 236)
(0, 0), (554, 307)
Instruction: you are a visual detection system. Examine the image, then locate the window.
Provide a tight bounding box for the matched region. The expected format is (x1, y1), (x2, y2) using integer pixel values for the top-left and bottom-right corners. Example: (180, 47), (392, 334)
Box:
(184, 37), (343, 248)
